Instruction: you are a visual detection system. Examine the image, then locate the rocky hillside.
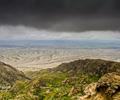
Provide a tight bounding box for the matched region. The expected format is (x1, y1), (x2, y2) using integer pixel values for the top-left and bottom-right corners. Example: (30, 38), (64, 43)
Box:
(79, 72), (120, 100)
(0, 59), (120, 100)
(54, 59), (120, 76)
(0, 61), (29, 90)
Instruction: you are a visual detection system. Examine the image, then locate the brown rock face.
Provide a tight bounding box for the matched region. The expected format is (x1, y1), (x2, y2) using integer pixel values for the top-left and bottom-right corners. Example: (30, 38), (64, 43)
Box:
(68, 86), (80, 96)
(79, 72), (120, 100)
(84, 83), (97, 96)
(97, 72), (120, 97)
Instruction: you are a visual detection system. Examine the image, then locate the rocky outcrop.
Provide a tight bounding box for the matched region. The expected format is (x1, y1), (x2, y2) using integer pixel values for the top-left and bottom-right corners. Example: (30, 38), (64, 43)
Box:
(79, 72), (120, 100)
(97, 73), (120, 97)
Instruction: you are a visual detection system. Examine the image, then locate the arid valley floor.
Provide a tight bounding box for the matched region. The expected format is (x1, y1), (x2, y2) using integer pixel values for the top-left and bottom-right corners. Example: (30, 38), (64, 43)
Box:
(0, 47), (120, 71)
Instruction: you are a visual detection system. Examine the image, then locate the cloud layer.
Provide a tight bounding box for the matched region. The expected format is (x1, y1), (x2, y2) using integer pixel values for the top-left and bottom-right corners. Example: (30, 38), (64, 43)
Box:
(0, 25), (120, 40)
(0, 0), (120, 32)
(0, 0), (120, 13)
(0, 1), (120, 40)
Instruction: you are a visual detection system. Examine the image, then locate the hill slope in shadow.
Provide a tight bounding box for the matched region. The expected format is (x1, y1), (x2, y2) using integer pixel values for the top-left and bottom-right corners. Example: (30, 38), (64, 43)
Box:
(0, 61), (29, 90)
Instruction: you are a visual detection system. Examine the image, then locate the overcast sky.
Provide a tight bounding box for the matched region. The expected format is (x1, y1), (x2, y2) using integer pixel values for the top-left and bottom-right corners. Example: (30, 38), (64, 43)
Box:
(0, 0), (120, 40)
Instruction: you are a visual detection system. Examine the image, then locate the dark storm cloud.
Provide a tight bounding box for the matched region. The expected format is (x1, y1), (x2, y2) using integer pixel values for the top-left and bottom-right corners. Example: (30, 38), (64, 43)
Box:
(0, 0), (120, 13)
(0, 0), (120, 32)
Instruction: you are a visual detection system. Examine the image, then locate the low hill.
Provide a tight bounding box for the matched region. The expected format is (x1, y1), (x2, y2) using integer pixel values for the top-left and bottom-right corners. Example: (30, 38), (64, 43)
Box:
(54, 59), (120, 76)
(0, 61), (29, 90)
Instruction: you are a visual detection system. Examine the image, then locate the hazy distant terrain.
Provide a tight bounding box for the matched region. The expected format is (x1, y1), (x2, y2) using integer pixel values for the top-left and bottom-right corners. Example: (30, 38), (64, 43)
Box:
(0, 47), (120, 71)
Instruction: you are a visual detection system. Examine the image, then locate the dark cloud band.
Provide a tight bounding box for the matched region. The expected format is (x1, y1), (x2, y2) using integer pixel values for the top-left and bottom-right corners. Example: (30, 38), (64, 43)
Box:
(0, 0), (120, 32)
(0, 0), (120, 13)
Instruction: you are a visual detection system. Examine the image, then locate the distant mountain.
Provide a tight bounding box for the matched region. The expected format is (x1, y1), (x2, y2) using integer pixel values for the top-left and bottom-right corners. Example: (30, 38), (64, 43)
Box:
(0, 61), (29, 90)
(0, 40), (120, 49)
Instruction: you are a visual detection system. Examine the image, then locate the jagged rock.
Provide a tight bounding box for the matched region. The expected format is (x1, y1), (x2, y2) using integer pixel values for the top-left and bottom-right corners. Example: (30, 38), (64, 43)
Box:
(78, 72), (120, 100)
(68, 86), (80, 96)
(84, 83), (97, 96)
(113, 92), (120, 100)
(96, 72), (120, 97)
